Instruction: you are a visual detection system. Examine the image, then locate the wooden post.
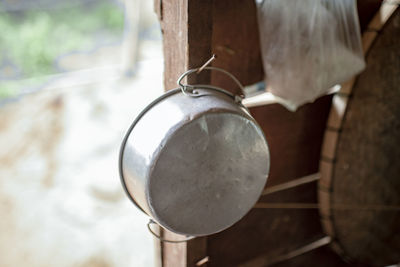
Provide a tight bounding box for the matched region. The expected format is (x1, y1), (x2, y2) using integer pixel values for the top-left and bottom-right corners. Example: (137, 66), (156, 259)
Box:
(158, 0), (213, 91)
(157, 0), (212, 266)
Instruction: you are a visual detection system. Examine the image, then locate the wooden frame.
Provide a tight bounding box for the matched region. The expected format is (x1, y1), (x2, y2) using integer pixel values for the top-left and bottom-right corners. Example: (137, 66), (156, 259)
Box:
(319, 1), (399, 263)
(155, 0), (384, 266)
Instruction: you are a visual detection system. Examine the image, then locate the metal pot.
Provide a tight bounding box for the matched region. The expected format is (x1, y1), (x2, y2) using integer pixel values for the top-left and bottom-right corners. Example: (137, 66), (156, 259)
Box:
(119, 67), (270, 237)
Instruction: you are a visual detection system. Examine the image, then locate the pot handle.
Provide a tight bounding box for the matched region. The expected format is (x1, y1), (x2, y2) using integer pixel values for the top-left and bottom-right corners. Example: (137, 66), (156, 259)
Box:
(177, 66), (245, 99)
(147, 219), (196, 243)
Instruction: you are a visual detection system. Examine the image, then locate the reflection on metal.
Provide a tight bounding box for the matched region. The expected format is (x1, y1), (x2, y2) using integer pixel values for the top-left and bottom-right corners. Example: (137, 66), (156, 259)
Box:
(119, 67), (270, 237)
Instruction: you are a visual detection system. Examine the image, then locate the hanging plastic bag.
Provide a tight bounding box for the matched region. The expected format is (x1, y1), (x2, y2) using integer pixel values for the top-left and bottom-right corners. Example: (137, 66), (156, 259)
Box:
(256, 0), (365, 110)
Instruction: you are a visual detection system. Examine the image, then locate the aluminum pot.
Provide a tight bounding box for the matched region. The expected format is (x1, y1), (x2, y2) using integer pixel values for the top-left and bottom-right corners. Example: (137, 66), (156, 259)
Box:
(119, 67), (270, 237)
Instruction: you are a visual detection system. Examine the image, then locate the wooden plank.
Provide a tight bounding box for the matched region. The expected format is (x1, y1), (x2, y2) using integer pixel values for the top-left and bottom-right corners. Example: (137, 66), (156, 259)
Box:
(211, 0), (264, 95)
(160, 0), (213, 91)
(261, 173), (320, 196)
(206, 1), (383, 266)
(357, 0), (383, 32)
(206, 96), (334, 266)
(158, 0), (213, 266)
(157, 0), (384, 265)
(319, 4), (400, 266)
(238, 236), (332, 267)
(251, 95), (333, 186)
(270, 246), (350, 267)
(320, 8), (400, 266)
(207, 182), (324, 266)
(159, 0), (187, 91)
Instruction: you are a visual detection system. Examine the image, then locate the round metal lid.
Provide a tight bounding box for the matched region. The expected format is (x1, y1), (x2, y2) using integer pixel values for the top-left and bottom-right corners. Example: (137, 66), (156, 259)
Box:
(147, 111), (270, 236)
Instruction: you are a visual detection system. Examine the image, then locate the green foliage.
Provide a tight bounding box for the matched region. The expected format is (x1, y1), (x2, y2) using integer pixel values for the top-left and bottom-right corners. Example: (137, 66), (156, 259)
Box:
(0, 1), (124, 99)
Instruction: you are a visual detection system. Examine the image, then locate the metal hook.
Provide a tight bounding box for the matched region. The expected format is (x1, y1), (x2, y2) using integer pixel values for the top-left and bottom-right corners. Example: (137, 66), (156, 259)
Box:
(197, 54), (217, 74)
(178, 54), (216, 96)
(147, 219), (196, 243)
(177, 66), (245, 98)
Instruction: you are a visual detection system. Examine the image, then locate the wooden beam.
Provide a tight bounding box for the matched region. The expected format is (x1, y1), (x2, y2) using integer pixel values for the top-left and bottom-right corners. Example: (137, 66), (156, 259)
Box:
(158, 0), (212, 266)
(160, 0), (213, 91)
(357, 0), (384, 32)
(211, 0), (263, 94)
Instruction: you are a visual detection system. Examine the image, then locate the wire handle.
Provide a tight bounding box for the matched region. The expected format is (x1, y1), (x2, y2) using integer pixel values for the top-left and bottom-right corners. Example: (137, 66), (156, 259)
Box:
(147, 219), (196, 243)
(177, 66), (245, 100)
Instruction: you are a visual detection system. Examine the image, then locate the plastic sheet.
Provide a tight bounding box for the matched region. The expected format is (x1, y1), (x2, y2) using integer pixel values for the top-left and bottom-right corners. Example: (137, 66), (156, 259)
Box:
(256, 0), (366, 110)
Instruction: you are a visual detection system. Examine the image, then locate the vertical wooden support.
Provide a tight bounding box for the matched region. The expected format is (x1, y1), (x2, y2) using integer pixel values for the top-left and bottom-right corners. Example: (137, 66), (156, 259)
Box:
(159, 0), (213, 91)
(157, 0), (212, 266)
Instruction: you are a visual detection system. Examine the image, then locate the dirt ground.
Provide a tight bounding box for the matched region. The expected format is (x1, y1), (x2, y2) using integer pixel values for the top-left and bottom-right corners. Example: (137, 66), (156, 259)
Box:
(0, 39), (163, 267)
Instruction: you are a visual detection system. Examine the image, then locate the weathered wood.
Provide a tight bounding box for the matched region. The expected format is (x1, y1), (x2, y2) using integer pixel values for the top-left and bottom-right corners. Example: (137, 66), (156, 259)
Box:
(207, 182), (324, 266)
(204, 3), (384, 265)
(161, 232), (208, 267)
(158, 0), (212, 266)
(251, 97), (332, 186)
(211, 0), (264, 94)
(207, 96), (338, 266)
(160, 0), (213, 91)
(157, 0), (384, 265)
(271, 246), (355, 267)
(319, 7), (400, 266)
(238, 236), (332, 267)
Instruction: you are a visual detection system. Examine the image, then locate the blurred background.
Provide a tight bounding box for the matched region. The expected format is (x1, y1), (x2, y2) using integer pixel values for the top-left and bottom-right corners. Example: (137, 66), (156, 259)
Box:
(0, 0), (162, 266)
